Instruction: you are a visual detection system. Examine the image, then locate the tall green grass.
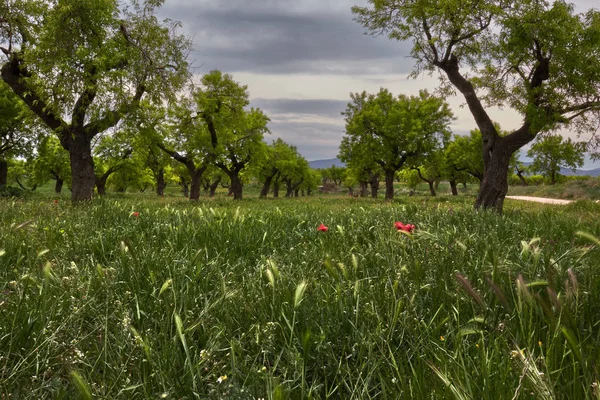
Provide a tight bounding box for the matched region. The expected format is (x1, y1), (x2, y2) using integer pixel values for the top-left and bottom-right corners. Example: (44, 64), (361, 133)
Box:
(1, 196), (599, 399)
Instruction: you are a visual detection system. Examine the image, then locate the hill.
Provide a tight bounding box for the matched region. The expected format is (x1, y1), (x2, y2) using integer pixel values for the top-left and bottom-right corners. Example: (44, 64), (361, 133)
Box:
(308, 158), (345, 169)
(308, 158), (600, 177)
(520, 162), (600, 177)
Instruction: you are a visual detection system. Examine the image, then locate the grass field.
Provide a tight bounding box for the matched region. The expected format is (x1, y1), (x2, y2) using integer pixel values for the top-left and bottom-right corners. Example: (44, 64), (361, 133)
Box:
(1, 191), (599, 399)
(507, 178), (600, 201)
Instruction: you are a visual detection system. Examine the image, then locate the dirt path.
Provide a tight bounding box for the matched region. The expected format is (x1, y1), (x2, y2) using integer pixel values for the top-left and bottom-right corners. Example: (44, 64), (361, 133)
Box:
(505, 196), (573, 205)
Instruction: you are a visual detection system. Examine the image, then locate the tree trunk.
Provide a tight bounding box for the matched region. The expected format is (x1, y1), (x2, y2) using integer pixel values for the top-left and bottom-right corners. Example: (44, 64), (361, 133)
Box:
(273, 181), (280, 198)
(369, 177), (379, 198)
(181, 178), (190, 198)
(294, 189), (300, 197)
(428, 181), (436, 197)
(516, 169), (528, 186)
(260, 174), (275, 198)
(189, 171), (202, 201)
(551, 170), (556, 185)
(55, 178), (64, 193)
(96, 177), (107, 196)
(384, 169), (395, 200)
(229, 172), (243, 200)
(69, 132), (96, 201)
(449, 180), (458, 196)
(462, 182), (467, 189)
(475, 146), (514, 212)
(0, 159), (7, 186)
(156, 168), (166, 196)
(209, 177), (221, 197)
(359, 181), (368, 197)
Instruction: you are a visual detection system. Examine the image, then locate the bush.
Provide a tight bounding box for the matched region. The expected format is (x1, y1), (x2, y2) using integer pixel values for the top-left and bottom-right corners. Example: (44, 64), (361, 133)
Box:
(0, 185), (25, 198)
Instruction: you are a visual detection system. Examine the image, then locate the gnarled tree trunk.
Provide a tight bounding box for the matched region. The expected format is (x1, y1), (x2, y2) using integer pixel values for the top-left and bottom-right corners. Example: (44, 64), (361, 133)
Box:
(449, 180), (458, 196)
(260, 172), (277, 198)
(208, 176), (221, 197)
(359, 181), (368, 197)
(70, 132), (96, 201)
(228, 172), (243, 200)
(475, 144), (514, 212)
(55, 178), (64, 194)
(384, 169), (395, 200)
(515, 168), (528, 186)
(156, 168), (166, 196)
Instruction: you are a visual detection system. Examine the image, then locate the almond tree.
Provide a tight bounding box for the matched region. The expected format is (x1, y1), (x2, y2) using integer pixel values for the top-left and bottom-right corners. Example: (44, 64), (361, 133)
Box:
(353, 0), (600, 211)
(341, 88), (453, 199)
(0, 0), (190, 201)
(527, 134), (587, 184)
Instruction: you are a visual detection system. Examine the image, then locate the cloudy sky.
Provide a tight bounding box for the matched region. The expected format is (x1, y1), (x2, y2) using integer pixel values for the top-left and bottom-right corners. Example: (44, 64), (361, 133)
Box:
(158, 0), (600, 169)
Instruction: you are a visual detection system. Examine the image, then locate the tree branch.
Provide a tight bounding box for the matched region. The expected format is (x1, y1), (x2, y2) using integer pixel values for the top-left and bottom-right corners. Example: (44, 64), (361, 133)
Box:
(1, 56), (68, 135)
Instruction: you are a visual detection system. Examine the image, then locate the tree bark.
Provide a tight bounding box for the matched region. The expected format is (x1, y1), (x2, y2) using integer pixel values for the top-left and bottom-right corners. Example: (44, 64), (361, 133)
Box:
(260, 173), (276, 198)
(475, 144), (514, 212)
(228, 172), (243, 200)
(516, 168), (528, 186)
(70, 131), (96, 201)
(359, 181), (368, 197)
(180, 177), (189, 198)
(55, 178), (64, 194)
(208, 176), (221, 197)
(551, 170), (557, 185)
(428, 181), (437, 197)
(95, 176), (108, 196)
(156, 168), (166, 196)
(449, 180), (458, 196)
(384, 169), (395, 200)
(0, 159), (7, 186)
(189, 170), (203, 201)
(273, 181), (280, 198)
(294, 189), (300, 197)
(369, 175), (379, 198)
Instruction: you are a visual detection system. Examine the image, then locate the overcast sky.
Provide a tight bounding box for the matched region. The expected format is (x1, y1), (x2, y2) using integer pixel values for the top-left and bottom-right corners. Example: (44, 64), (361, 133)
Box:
(158, 0), (600, 169)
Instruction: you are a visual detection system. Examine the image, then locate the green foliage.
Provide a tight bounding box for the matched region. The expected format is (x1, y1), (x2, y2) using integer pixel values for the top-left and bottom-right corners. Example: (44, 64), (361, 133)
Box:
(0, 81), (38, 159)
(0, 185), (25, 197)
(527, 134), (587, 184)
(340, 88), (453, 199)
(352, 1), (600, 132)
(32, 136), (71, 187)
(320, 165), (345, 186)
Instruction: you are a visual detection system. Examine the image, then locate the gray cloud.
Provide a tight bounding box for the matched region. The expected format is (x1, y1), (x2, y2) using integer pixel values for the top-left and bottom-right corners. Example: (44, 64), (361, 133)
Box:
(251, 98), (348, 119)
(158, 1), (413, 75)
(266, 120), (344, 160)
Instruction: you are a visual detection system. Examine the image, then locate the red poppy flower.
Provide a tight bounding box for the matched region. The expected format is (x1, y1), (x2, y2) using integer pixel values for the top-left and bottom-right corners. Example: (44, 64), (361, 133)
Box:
(395, 222), (415, 233)
(132, 212), (140, 218)
(53, 199), (58, 204)
(317, 224), (329, 232)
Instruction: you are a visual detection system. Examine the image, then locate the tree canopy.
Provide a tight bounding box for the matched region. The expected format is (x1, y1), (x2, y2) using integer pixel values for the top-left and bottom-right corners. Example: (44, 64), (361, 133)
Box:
(1, 0), (191, 201)
(353, 0), (600, 211)
(527, 134), (587, 184)
(341, 88), (453, 199)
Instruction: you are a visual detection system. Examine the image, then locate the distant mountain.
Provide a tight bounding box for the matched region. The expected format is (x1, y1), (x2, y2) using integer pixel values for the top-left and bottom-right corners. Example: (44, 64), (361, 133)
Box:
(309, 158), (345, 169)
(520, 162), (600, 177)
(308, 158), (600, 177)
